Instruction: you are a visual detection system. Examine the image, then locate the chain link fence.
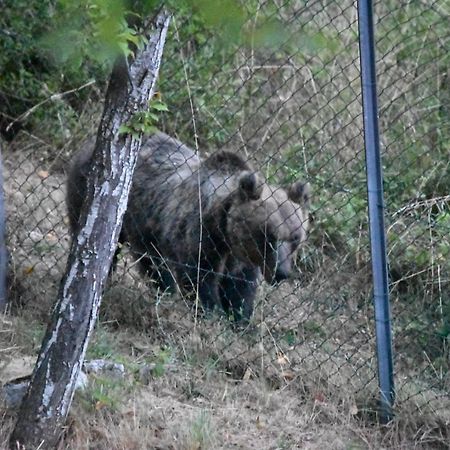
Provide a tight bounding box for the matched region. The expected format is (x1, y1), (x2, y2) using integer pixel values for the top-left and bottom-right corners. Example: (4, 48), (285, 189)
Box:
(3, 0), (449, 427)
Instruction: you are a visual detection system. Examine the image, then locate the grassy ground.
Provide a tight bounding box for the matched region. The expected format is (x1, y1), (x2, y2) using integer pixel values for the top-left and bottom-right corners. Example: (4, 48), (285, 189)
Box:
(1, 308), (449, 449)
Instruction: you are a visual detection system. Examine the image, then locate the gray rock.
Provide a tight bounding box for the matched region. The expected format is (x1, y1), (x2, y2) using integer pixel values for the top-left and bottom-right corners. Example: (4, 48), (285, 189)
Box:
(0, 377), (30, 409)
(1, 370), (89, 409)
(83, 359), (125, 378)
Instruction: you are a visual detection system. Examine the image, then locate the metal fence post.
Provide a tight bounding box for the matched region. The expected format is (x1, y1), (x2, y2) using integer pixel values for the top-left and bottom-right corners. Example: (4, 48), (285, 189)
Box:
(0, 141), (7, 312)
(357, 0), (395, 422)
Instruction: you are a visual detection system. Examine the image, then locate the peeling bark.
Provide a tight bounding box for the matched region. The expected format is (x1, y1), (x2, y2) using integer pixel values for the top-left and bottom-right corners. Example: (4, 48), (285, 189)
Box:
(9, 11), (170, 450)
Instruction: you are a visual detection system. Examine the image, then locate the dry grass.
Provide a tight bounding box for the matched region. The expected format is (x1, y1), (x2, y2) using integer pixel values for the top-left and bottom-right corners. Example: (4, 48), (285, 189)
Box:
(1, 310), (449, 450)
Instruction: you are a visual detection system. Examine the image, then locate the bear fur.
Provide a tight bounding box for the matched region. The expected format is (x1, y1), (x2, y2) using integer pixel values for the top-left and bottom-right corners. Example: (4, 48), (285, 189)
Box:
(67, 132), (311, 322)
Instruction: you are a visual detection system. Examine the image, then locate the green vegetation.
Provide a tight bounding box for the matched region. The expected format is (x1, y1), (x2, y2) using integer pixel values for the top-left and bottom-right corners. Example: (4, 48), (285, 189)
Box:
(119, 99), (169, 137)
(0, 1), (107, 139)
(186, 410), (215, 449)
(87, 324), (122, 360)
(76, 374), (129, 413)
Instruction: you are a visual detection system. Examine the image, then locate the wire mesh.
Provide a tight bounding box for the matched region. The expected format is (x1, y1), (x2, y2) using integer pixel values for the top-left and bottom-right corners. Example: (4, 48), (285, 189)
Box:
(2, 0), (449, 425)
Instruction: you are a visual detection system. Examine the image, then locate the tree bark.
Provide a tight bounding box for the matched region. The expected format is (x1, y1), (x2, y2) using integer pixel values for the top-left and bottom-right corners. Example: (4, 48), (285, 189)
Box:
(9, 11), (170, 450)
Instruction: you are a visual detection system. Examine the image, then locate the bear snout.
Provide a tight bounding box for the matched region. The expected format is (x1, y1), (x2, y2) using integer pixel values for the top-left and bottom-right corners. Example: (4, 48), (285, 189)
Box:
(262, 257), (291, 285)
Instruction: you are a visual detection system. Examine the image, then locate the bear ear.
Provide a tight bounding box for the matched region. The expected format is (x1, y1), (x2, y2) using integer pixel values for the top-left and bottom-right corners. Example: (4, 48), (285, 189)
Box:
(238, 171), (263, 201)
(288, 181), (311, 208)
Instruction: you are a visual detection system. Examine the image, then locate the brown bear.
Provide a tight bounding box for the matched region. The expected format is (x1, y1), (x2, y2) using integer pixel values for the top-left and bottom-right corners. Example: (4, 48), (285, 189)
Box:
(67, 132), (310, 322)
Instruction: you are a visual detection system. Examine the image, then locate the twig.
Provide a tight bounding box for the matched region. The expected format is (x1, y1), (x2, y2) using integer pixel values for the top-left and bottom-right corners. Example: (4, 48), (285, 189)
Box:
(6, 80), (96, 132)
(392, 195), (450, 217)
(173, 17), (203, 328)
(173, 18), (198, 150)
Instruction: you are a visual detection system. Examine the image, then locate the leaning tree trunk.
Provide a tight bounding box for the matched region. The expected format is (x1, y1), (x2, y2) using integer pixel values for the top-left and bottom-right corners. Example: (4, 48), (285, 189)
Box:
(9, 11), (170, 450)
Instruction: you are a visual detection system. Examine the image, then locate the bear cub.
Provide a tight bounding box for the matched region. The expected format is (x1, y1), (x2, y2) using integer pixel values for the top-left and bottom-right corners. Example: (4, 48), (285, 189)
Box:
(67, 132), (311, 322)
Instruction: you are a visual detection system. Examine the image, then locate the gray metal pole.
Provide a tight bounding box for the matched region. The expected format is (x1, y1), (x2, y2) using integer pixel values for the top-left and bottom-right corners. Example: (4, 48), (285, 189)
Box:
(357, 0), (394, 422)
(0, 142), (7, 312)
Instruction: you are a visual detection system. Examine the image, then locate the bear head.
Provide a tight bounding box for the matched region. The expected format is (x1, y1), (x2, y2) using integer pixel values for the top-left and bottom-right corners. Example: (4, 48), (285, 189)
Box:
(227, 177), (311, 284)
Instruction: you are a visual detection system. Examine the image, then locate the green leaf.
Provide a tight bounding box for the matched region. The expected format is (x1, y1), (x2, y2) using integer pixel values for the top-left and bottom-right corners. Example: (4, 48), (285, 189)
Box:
(118, 124), (132, 135)
(150, 101), (169, 112)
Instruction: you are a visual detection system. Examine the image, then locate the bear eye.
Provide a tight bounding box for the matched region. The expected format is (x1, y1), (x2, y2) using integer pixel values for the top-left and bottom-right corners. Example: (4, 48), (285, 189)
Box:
(290, 233), (302, 244)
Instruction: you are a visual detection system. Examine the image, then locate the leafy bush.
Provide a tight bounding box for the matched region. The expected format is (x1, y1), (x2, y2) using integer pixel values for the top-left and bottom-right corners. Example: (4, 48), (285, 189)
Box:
(0, 0), (110, 140)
